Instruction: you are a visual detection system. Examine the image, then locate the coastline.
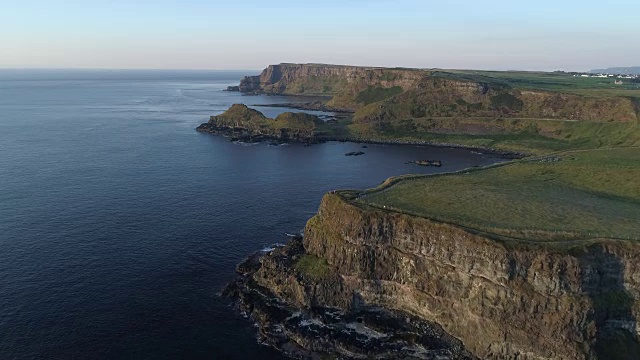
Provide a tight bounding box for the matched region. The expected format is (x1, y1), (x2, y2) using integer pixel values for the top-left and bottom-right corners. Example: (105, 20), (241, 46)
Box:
(195, 123), (527, 160)
(209, 65), (640, 359)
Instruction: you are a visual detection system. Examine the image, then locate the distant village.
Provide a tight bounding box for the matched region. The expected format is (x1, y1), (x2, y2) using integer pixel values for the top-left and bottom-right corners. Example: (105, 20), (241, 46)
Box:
(555, 71), (639, 84)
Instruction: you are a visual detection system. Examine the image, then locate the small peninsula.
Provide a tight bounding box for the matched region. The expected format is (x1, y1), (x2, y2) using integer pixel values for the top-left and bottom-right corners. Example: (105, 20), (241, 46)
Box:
(203, 63), (640, 359)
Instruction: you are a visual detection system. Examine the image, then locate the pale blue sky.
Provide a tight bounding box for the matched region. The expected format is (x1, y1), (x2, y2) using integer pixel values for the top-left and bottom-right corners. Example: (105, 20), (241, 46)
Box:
(1, 0), (638, 71)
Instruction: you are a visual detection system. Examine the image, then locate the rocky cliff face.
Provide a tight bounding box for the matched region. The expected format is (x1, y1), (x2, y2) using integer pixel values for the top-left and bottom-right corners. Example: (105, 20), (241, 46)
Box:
(239, 63), (425, 94)
(236, 63), (427, 110)
(228, 192), (640, 359)
(304, 194), (640, 359)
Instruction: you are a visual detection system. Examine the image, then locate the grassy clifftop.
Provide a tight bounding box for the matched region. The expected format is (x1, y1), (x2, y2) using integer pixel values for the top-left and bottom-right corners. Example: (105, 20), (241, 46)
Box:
(357, 147), (640, 243)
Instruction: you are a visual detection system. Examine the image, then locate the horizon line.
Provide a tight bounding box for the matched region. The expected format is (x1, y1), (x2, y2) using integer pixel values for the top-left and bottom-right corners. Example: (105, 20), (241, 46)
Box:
(0, 67), (261, 72)
(0, 67), (573, 74)
(0, 64), (635, 73)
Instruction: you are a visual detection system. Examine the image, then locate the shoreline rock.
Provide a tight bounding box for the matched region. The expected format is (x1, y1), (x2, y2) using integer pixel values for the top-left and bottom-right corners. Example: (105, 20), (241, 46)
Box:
(223, 236), (476, 360)
(407, 160), (443, 167)
(196, 122), (526, 160)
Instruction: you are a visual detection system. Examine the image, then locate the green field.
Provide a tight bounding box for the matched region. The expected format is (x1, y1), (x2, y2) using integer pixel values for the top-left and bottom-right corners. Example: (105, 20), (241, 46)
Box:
(448, 69), (640, 98)
(345, 118), (640, 155)
(356, 148), (640, 242)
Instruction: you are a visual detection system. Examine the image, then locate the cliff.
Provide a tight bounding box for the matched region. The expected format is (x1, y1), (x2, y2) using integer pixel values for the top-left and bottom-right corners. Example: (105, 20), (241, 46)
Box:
(304, 193), (640, 359)
(227, 191), (640, 359)
(235, 63), (428, 111)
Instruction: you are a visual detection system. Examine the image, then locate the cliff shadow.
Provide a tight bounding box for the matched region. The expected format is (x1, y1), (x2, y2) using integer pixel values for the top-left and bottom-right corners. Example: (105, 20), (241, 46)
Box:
(579, 246), (640, 359)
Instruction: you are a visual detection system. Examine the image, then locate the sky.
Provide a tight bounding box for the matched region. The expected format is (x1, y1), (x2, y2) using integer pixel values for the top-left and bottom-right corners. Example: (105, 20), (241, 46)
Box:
(1, 0), (638, 71)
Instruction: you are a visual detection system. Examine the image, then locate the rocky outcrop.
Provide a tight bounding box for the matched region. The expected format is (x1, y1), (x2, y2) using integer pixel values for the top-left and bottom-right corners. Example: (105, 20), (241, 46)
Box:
(519, 91), (638, 122)
(196, 104), (327, 143)
(237, 75), (262, 93)
(225, 237), (476, 359)
(227, 192), (640, 359)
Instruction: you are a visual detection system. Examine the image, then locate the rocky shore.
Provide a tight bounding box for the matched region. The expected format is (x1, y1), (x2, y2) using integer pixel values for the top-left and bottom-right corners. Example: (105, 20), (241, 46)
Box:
(223, 236), (475, 360)
(195, 122), (325, 144)
(196, 120), (525, 159)
(195, 105), (525, 159)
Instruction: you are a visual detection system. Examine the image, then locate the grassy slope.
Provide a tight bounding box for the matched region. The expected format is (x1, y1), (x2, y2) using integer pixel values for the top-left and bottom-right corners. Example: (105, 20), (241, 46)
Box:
(357, 148), (640, 242)
(329, 71), (640, 154)
(345, 118), (640, 155)
(449, 69), (640, 97)
(212, 106), (640, 156)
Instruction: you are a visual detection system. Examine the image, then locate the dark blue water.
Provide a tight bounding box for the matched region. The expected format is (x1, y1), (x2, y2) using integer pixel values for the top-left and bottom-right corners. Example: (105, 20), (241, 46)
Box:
(0, 70), (502, 359)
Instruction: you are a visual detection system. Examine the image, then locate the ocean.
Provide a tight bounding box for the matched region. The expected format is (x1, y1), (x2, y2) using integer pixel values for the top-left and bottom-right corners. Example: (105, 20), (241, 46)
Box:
(0, 69), (503, 359)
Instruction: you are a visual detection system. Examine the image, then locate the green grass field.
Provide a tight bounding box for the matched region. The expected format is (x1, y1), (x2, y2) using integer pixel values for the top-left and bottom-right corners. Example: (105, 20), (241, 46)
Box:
(448, 69), (640, 98)
(357, 148), (640, 242)
(345, 118), (640, 155)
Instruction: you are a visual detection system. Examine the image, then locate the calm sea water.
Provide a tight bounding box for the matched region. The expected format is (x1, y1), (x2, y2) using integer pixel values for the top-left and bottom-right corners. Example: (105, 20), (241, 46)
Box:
(0, 70), (503, 359)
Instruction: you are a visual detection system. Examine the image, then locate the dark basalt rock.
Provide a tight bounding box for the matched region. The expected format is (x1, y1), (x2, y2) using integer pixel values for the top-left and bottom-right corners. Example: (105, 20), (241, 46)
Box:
(238, 75), (262, 93)
(407, 160), (442, 167)
(196, 122), (325, 145)
(223, 236), (476, 360)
